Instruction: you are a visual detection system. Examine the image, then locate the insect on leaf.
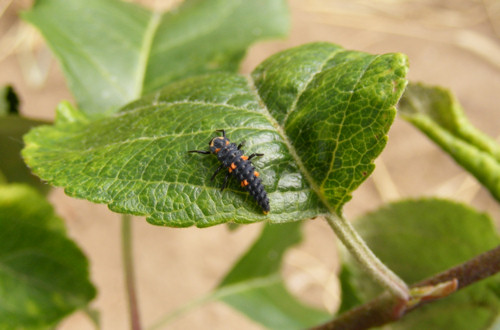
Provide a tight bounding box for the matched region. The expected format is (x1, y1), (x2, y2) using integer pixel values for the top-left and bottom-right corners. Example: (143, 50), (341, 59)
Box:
(23, 42), (408, 227)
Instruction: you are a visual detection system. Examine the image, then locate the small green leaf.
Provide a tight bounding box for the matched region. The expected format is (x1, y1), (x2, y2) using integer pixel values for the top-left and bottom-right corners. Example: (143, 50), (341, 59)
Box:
(337, 264), (363, 314)
(341, 198), (500, 329)
(0, 93), (50, 194)
(0, 184), (96, 328)
(399, 82), (500, 202)
(0, 85), (20, 115)
(22, 43), (408, 227)
(216, 222), (330, 329)
(23, 0), (289, 114)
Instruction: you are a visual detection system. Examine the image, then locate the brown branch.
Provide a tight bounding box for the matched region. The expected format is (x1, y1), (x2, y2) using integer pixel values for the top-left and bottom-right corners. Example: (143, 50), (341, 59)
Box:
(313, 244), (500, 330)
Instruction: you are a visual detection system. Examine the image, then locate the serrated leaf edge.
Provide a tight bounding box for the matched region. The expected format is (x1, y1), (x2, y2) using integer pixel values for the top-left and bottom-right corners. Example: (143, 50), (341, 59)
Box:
(248, 52), (390, 215)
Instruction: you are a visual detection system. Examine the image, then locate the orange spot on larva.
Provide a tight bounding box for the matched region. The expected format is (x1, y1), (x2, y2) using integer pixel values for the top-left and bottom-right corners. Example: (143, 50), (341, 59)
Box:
(241, 155), (248, 160)
(254, 171), (259, 177)
(241, 179), (249, 187)
(230, 163), (237, 170)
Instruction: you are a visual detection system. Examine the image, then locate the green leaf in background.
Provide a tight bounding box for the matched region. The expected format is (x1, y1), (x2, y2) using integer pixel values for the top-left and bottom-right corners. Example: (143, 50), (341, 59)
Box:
(22, 42), (408, 227)
(337, 264), (363, 314)
(399, 82), (500, 202)
(0, 86), (50, 194)
(23, 0), (289, 115)
(0, 184), (96, 328)
(0, 117), (50, 194)
(216, 222), (330, 329)
(151, 222), (330, 329)
(0, 85), (20, 115)
(341, 198), (500, 329)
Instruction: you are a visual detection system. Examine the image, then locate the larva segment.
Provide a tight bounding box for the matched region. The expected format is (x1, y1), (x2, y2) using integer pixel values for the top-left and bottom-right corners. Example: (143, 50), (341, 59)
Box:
(189, 130), (270, 214)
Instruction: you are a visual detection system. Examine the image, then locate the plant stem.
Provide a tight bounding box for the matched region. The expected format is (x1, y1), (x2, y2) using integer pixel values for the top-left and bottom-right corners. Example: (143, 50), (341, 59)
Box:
(122, 214), (142, 330)
(314, 243), (500, 330)
(148, 290), (215, 330)
(325, 214), (409, 300)
(147, 274), (282, 329)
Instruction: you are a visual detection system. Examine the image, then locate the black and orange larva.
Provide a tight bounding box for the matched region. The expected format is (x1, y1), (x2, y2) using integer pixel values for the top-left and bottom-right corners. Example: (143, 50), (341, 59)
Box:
(188, 130), (270, 214)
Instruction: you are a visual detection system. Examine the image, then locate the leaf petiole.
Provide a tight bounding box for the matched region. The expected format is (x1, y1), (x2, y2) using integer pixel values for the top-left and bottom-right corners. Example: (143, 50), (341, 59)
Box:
(325, 213), (409, 301)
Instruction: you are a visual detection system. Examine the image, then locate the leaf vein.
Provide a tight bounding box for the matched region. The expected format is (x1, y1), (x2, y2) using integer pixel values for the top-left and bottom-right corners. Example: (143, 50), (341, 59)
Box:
(134, 10), (163, 99)
(282, 48), (345, 125)
(116, 99), (263, 118)
(320, 55), (380, 189)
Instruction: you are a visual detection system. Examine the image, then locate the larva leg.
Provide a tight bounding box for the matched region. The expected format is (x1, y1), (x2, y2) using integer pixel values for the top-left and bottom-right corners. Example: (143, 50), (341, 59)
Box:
(210, 164), (224, 181)
(248, 153), (264, 160)
(221, 172), (231, 191)
(188, 150), (210, 154)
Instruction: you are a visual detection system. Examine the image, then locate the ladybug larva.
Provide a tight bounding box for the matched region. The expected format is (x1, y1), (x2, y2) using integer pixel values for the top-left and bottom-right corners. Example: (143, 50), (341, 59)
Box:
(188, 130), (270, 214)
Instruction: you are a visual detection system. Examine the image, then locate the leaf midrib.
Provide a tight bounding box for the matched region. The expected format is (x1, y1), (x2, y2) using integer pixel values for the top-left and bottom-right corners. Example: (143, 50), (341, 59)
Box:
(141, 0), (244, 92)
(134, 10), (163, 99)
(321, 55), (380, 191)
(215, 273), (282, 299)
(249, 51), (380, 215)
(150, 0), (243, 56)
(128, 0), (245, 101)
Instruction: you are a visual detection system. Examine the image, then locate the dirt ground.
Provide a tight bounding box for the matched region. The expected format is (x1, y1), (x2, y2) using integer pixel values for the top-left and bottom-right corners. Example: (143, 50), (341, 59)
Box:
(1, 0), (500, 329)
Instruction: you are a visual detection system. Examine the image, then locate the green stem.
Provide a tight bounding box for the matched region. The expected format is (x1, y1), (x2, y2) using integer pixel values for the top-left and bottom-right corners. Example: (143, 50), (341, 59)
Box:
(147, 274), (282, 329)
(122, 214), (142, 330)
(326, 214), (409, 300)
(148, 291), (215, 330)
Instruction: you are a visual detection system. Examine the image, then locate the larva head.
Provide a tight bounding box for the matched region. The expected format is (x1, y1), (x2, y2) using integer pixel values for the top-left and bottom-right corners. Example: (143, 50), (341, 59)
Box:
(209, 136), (229, 154)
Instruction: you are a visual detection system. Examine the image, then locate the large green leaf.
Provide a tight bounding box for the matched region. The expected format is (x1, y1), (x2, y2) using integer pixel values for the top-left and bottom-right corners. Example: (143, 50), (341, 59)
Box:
(0, 184), (96, 328)
(341, 198), (500, 329)
(399, 82), (500, 202)
(217, 222), (330, 328)
(22, 43), (408, 227)
(23, 0), (289, 115)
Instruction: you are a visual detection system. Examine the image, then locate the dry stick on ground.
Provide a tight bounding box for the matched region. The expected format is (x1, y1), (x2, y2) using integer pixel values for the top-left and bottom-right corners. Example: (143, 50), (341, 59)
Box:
(313, 244), (500, 330)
